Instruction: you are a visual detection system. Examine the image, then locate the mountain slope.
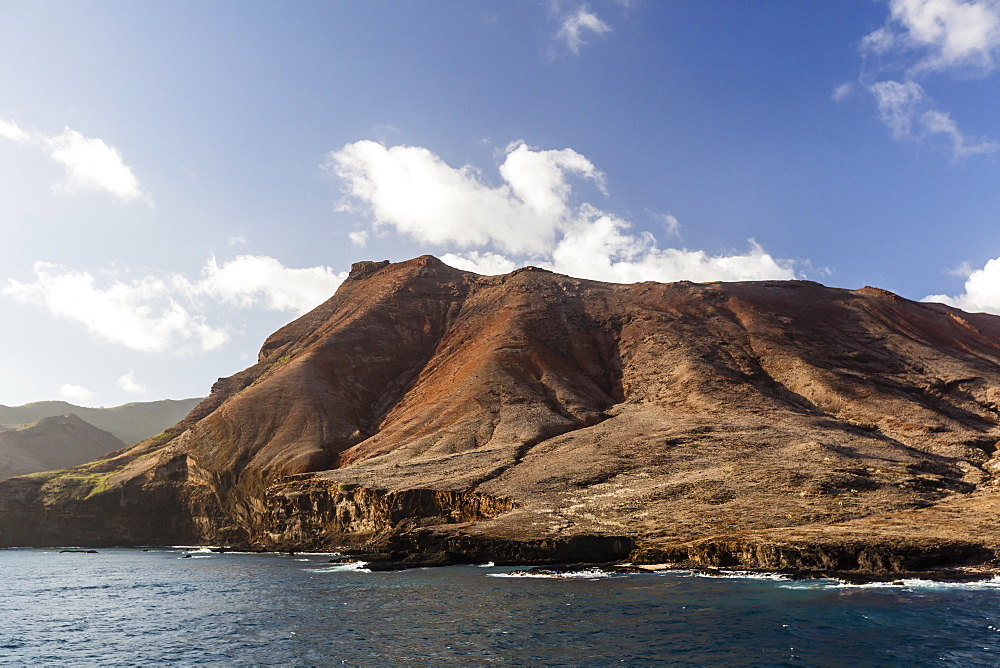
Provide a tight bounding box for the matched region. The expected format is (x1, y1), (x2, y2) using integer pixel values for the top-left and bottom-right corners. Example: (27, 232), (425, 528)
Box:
(0, 398), (203, 446)
(0, 415), (125, 480)
(1, 256), (999, 574)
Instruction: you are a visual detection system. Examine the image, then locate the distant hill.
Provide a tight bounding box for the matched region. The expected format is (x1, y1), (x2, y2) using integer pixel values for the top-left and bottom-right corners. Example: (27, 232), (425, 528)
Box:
(0, 398), (203, 446)
(0, 414), (125, 480)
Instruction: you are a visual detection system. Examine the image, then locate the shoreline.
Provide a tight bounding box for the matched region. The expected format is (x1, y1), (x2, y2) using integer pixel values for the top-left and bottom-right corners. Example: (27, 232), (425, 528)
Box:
(7, 544), (999, 585)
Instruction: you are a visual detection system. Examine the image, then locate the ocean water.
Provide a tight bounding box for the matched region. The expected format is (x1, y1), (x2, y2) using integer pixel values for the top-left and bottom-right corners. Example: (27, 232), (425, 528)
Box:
(2, 549), (1000, 666)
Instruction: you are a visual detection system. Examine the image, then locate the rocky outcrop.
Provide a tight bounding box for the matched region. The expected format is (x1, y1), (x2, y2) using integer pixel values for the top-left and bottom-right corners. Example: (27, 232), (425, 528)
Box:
(252, 479), (517, 550)
(2, 255), (1000, 577)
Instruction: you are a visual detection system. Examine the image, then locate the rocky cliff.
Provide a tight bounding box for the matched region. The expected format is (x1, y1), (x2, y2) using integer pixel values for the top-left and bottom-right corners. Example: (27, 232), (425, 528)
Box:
(2, 256), (1000, 575)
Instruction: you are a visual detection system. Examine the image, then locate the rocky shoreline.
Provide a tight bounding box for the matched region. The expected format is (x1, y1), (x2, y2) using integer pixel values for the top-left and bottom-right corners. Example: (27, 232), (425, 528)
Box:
(198, 527), (1000, 584)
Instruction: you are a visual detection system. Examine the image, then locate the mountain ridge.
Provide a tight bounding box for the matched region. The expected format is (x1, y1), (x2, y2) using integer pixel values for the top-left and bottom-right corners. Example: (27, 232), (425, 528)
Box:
(0, 398), (204, 446)
(2, 255), (999, 577)
(0, 414), (125, 481)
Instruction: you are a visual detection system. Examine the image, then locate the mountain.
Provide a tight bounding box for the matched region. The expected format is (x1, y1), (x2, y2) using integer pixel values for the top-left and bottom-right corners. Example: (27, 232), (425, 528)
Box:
(1, 256), (999, 577)
(0, 415), (125, 480)
(0, 398), (203, 446)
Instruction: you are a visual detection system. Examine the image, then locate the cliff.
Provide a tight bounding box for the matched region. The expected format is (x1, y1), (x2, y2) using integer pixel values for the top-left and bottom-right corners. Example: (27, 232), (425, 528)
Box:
(2, 256), (999, 575)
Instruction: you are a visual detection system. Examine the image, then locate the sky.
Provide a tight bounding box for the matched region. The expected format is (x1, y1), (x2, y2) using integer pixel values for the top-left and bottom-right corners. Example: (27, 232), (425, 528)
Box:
(1, 0), (999, 408)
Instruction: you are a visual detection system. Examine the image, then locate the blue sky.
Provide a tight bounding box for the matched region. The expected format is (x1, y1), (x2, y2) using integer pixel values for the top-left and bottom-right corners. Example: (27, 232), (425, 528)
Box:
(1, 0), (999, 407)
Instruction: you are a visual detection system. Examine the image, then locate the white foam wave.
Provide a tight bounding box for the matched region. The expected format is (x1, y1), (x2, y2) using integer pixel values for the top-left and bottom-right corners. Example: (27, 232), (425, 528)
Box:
(488, 568), (620, 579)
(690, 570), (793, 581)
(168, 545), (222, 551)
(814, 576), (1000, 591)
(305, 561), (370, 574)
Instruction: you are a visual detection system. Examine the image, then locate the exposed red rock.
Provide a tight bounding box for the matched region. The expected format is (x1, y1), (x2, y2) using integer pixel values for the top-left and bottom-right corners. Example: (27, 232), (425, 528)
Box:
(2, 256), (1000, 575)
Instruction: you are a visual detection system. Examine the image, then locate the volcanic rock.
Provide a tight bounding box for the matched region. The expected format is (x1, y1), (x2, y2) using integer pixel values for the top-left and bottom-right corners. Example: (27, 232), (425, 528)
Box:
(2, 255), (1000, 576)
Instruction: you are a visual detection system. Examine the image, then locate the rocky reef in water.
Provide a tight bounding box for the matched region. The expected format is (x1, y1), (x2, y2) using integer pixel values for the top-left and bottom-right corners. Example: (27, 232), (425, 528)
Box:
(2, 255), (1000, 578)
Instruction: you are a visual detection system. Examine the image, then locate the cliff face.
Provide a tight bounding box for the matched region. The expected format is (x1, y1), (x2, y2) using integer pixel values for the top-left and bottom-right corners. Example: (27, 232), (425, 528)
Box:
(2, 256), (1000, 573)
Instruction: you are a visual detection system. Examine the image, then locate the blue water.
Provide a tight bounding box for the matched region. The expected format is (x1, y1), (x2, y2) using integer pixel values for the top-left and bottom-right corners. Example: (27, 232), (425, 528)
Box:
(2, 549), (1000, 666)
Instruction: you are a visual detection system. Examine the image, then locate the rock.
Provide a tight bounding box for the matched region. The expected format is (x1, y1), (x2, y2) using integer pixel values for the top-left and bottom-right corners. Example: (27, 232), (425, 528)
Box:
(2, 256), (1000, 578)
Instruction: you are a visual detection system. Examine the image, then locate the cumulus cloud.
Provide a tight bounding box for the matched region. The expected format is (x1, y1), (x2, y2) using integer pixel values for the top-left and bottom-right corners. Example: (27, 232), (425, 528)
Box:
(3, 255), (346, 354)
(556, 5), (611, 55)
(326, 140), (604, 255)
(327, 141), (796, 284)
(440, 251), (519, 275)
(868, 79), (997, 155)
(925, 255), (1000, 313)
(4, 263), (229, 354)
(0, 118), (149, 204)
(864, 0), (1000, 74)
(191, 254), (347, 313)
(117, 370), (147, 395)
(60, 384), (95, 402)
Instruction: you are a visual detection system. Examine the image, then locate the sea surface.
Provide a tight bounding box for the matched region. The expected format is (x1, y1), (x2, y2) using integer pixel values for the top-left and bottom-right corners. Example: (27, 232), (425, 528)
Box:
(2, 548), (1000, 666)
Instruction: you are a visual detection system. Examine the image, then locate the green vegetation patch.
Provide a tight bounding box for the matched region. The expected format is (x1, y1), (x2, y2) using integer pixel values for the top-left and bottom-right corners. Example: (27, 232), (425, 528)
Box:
(41, 468), (119, 501)
(252, 352), (296, 386)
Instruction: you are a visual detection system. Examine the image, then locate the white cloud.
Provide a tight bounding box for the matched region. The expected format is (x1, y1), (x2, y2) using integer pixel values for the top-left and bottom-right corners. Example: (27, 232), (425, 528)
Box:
(0, 118), (30, 143)
(348, 230), (369, 247)
(832, 82), (856, 101)
(227, 236), (247, 246)
(3, 255), (346, 354)
(192, 254), (347, 313)
(925, 255), (1000, 313)
(329, 141), (796, 284)
(117, 370), (147, 395)
(556, 5), (611, 55)
(60, 384), (95, 402)
(440, 251), (519, 275)
(870, 79), (928, 137)
(853, 2), (1000, 157)
(865, 0), (1000, 74)
(868, 79), (997, 156)
(4, 262), (228, 354)
(43, 127), (147, 203)
(326, 140), (604, 255)
(0, 117), (149, 204)
(659, 212), (681, 237)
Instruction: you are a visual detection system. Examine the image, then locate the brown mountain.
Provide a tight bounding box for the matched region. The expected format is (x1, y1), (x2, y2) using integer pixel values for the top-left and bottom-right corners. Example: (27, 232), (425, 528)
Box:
(0, 398), (203, 446)
(2, 256), (1000, 576)
(0, 414), (125, 480)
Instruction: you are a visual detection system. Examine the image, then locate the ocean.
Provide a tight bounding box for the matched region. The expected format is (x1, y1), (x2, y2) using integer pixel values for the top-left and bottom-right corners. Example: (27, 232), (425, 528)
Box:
(2, 548), (999, 666)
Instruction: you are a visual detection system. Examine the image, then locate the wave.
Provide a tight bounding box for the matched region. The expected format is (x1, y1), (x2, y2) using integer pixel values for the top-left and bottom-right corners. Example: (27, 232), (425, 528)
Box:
(304, 561), (370, 574)
(488, 567), (624, 579)
(798, 575), (1000, 591)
